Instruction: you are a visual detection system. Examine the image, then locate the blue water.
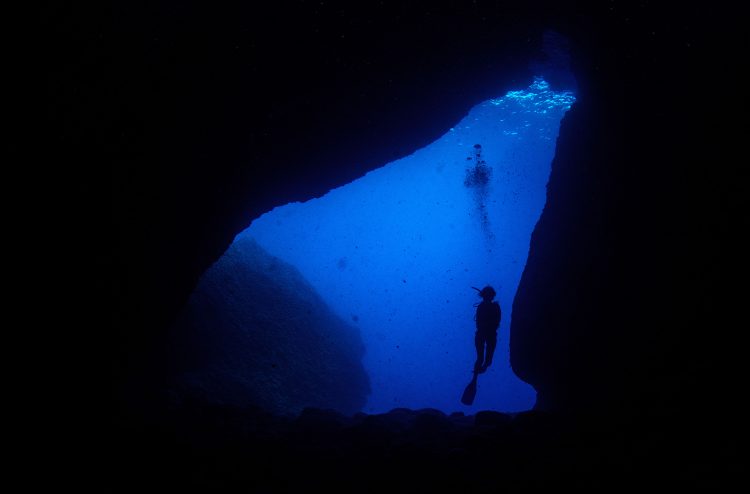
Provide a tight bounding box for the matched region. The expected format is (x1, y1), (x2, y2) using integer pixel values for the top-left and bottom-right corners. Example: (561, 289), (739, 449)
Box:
(237, 77), (574, 414)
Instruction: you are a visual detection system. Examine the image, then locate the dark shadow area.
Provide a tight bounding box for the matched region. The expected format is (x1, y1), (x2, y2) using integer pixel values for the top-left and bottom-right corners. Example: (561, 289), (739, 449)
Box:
(112, 403), (733, 491)
(57, 0), (746, 489)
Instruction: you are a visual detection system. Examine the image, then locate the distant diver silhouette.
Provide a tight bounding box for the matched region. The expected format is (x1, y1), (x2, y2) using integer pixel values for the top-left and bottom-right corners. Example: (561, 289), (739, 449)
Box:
(461, 285), (502, 405)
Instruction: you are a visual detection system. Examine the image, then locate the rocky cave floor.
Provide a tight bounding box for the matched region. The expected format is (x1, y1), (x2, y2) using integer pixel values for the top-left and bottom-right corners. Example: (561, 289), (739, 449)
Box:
(110, 403), (739, 491)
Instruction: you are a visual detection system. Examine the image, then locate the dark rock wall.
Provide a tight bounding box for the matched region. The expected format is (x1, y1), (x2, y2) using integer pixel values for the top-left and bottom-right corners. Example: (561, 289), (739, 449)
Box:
(167, 236), (370, 416)
(511, 6), (747, 420)
(76, 1), (745, 423)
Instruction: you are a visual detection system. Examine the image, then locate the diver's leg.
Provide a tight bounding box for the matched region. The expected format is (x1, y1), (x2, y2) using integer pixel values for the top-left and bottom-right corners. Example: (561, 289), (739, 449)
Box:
(483, 332), (497, 370)
(474, 332), (484, 372)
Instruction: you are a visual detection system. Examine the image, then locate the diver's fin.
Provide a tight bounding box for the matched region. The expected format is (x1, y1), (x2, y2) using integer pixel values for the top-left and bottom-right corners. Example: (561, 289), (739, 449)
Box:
(461, 372), (479, 406)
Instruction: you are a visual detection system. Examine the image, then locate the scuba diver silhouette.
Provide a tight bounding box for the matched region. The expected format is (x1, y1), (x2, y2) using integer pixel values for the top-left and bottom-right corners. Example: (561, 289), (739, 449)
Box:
(461, 285), (502, 405)
(472, 285), (501, 374)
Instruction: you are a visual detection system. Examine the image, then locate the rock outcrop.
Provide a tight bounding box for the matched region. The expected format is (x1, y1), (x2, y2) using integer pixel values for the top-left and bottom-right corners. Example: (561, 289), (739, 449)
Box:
(167, 236), (370, 416)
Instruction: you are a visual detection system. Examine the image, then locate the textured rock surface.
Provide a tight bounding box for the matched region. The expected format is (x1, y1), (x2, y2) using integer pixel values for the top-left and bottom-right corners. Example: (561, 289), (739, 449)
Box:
(167, 236), (370, 416)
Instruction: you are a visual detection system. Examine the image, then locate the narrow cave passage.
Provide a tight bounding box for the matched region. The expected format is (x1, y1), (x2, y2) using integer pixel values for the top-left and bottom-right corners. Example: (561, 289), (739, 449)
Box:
(236, 77), (575, 413)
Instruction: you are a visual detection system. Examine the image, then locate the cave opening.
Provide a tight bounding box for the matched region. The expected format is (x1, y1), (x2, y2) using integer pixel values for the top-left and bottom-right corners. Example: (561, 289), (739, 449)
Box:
(172, 76), (575, 416)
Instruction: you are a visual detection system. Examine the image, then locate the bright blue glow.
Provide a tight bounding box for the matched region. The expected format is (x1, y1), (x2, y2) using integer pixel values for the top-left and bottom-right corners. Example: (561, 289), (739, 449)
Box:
(237, 77), (574, 414)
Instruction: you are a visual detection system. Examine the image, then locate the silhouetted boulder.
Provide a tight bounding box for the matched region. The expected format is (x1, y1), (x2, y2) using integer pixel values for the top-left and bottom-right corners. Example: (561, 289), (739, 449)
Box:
(166, 236), (370, 416)
(474, 410), (513, 427)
